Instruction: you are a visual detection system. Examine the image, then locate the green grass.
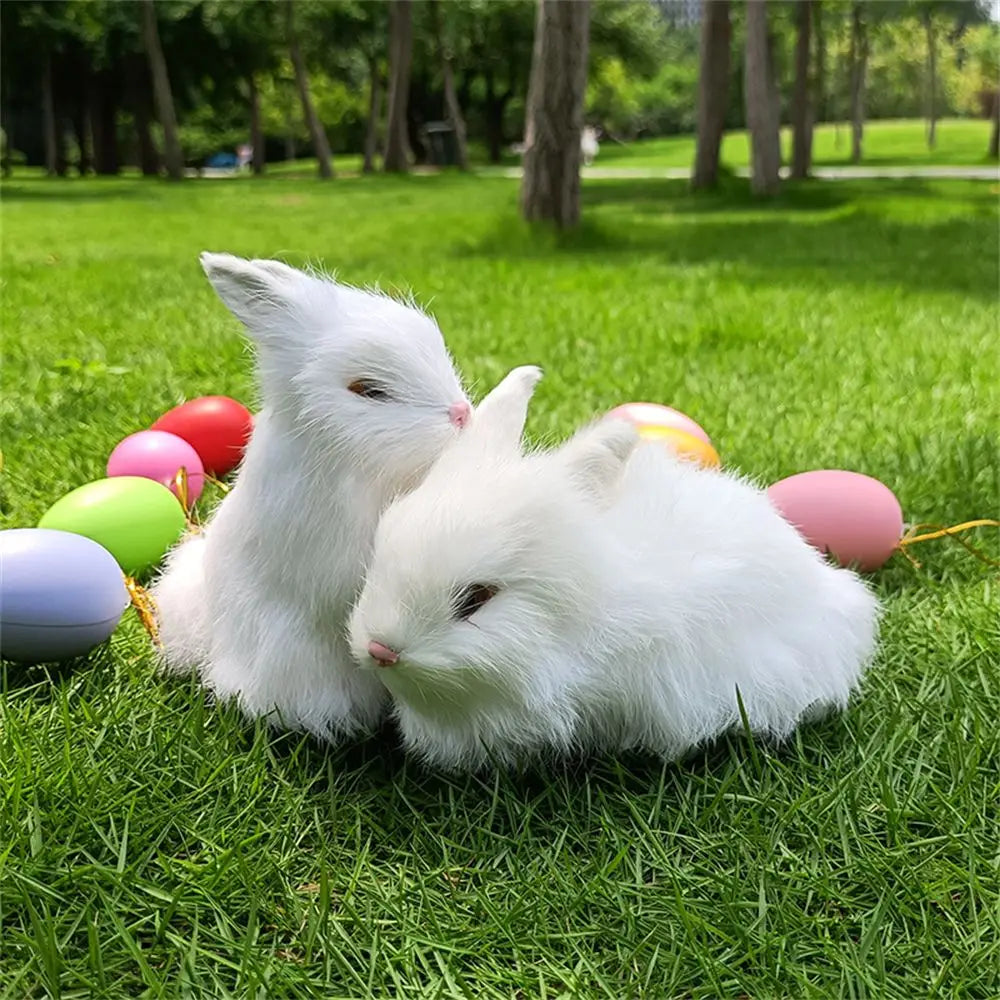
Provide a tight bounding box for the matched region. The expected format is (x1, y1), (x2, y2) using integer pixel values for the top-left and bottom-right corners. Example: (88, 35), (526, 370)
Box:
(2, 171), (999, 998)
(597, 118), (996, 169)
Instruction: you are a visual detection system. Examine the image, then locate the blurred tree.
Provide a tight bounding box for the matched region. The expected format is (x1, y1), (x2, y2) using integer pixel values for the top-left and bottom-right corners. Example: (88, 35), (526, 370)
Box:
(692, 0), (731, 189)
(791, 0), (814, 178)
(202, 0), (281, 175)
(444, 0), (535, 163)
(992, 92), (1000, 159)
(285, 0), (333, 177)
(909, 1), (987, 150)
(814, 0), (827, 122)
(354, 2), (389, 173)
(5, 2), (75, 175)
(140, 0), (183, 179)
(2, 0), (995, 178)
(427, 0), (468, 168)
(848, 1), (869, 163)
(521, 0), (590, 227)
(746, 0), (780, 194)
(384, 0), (414, 171)
(955, 21), (1000, 156)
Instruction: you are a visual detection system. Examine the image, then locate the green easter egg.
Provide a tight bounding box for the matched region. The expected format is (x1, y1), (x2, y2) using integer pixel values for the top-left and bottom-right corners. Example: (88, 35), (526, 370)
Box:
(39, 476), (186, 575)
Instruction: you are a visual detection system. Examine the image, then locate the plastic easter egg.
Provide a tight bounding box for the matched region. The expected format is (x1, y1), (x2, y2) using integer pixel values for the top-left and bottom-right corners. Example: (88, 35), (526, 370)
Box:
(151, 396), (253, 477)
(0, 528), (129, 663)
(606, 402), (712, 446)
(38, 477), (186, 575)
(639, 425), (721, 469)
(767, 470), (903, 572)
(107, 429), (205, 504)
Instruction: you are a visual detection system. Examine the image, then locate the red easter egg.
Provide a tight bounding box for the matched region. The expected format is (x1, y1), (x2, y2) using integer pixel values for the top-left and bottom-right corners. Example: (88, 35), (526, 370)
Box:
(152, 396), (253, 477)
(767, 470), (903, 572)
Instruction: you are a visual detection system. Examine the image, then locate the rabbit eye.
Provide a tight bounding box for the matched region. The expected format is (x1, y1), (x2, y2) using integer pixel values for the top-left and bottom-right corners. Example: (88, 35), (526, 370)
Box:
(348, 379), (390, 400)
(453, 583), (498, 621)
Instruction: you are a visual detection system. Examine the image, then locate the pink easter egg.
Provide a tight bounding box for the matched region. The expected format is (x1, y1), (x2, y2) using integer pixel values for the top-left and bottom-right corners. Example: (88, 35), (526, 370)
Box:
(107, 430), (205, 504)
(606, 402), (712, 446)
(767, 470), (903, 572)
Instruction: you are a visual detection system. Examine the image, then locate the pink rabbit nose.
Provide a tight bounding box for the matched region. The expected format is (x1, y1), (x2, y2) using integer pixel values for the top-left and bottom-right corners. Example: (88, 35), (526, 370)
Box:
(448, 400), (471, 429)
(367, 640), (399, 666)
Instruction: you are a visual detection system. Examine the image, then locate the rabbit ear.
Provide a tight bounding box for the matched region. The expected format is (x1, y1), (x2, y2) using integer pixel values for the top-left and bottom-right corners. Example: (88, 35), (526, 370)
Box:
(559, 418), (638, 506)
(467, 366), (543, 454)
(200, 252), (303, 335)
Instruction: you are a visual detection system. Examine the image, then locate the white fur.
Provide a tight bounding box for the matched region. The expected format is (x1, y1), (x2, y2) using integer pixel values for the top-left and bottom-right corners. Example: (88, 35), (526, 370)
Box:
(349, 368), (881, 770)
(152, 253), (470, 738)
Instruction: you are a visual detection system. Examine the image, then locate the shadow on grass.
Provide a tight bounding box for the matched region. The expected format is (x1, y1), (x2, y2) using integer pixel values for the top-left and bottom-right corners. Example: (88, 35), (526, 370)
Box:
(579, 175), (997, 213)
(1, 641), (116, 692)
(254, 700), (860, 817)
(0, 179), (155, 203)
(462, 178), (998, 300)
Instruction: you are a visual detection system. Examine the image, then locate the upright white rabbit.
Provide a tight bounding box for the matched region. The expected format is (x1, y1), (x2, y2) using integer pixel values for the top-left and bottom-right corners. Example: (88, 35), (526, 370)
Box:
(349, 367), (880, 770)
(153, 253), (472, 738)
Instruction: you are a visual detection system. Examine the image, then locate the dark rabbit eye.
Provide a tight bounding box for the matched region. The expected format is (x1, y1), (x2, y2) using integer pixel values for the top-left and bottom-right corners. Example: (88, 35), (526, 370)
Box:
(348, 379), (390, 400)
(452, 584), (498, 621)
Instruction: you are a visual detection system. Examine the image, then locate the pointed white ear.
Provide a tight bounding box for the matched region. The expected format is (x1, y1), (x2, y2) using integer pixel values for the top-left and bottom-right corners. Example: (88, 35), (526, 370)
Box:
(559, 418), (638, 506)
(200, 252), (303, 332)
(468, 366), (543, 454)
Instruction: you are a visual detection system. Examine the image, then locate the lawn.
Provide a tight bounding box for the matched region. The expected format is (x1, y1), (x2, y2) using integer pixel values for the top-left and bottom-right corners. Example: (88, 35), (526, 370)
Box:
(596, 118), (997, 169)
(1, 170), (999, 997)
(269, 119), (997, 173)
(16, 117), (984, 181)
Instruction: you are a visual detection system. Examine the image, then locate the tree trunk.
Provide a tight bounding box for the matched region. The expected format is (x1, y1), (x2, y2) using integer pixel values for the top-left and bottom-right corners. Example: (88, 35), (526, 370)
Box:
(923, 11), (937, 151)
(42, 53), (58, 177)
(849, 2), (867, 165)
(134, 103), (160, 175)
(140, 0), (183, 180)
(428, 0), (468, 170)
(790, 0), (813, 179)
(285, 2), (333, 178)
(484, 72), (512, 164)
(766, 28), (781, 170)
(989, 90), (999, 160)
(89, 72), (120, 176)
(691, 0), (731, 190)
(363, 56), (382, 174)
(745, 0), (780, 195)
(384, 0), (414, 172)
(249, 73), (264, 175)
(814, 0), (826, 123)
(0, 102), (11, 178)
(520, 0), (590, 227)
(122, 53), (154, 175)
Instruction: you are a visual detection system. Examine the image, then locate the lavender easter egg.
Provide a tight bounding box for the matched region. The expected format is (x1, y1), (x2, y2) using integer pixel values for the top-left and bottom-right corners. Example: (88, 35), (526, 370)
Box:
(107, 429), (205, 504)
(767, 470), (903, 572)
(0, 528), (129, 663)
(606, 402), (712, 446)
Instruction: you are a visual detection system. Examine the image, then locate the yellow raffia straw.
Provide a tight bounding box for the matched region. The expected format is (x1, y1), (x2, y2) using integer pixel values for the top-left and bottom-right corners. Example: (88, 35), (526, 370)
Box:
(171, 466), (205, 534)
(204, 473), (231, 494)
(172, 465), (191, 511)
(897, 519), (1000, 569)
(125, 576), (162, 648)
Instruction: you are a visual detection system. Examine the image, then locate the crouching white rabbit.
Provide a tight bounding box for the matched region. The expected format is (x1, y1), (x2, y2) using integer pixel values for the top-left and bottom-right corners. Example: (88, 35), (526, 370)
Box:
(349, 367), (880, 770)
(152, 253), (472, 738)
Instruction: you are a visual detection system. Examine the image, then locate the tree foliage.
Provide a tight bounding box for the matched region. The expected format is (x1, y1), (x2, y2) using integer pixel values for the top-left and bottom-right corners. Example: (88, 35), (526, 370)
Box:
(0, 0), (994, 174)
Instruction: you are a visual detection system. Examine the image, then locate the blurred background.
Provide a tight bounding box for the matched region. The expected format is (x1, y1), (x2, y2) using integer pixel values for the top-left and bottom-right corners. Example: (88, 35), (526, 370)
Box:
(1, 0), (997, 182)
